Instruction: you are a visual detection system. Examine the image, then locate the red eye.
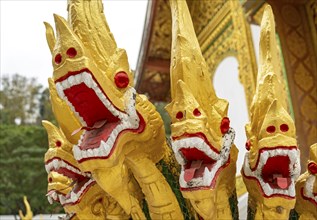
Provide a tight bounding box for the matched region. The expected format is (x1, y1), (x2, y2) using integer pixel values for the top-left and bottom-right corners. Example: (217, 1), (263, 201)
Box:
(245, 140), (251, 151)
(55, 53), (62, 64)
(66, 47), (77, 58)
(176, 111), (183, 120)
(308, 162), (317, 175)
(280, 124), (289, 132)
(193, 108), (201, 116)
(220, 117), (230, 134)
(48, 177), (53, 183)
(266, 126), (276, 133)
(55, 141), (62, 147)
(114, 71), (129, 88)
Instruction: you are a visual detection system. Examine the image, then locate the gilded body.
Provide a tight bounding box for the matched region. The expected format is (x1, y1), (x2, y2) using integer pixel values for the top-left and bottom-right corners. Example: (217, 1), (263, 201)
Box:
(44, 0), (183, 219)
(43, 121), (129, 220)
(241, 6), (300, 220)
(165, 1), (238, 219)
(295, 143), (317, 219)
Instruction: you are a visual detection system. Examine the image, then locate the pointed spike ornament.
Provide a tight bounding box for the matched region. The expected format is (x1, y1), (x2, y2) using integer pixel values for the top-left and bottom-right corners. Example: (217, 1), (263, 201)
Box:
(44, 22), (56, 54)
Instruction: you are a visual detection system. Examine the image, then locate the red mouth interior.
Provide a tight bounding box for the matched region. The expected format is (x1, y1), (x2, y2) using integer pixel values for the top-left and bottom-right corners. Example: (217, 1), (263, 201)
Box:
(261, 156), (291, 189)
(180, 148), (216, 183)
(80, 120), (119, 150)
(64, 82), (119, 128)
(51, 166), (91, 198)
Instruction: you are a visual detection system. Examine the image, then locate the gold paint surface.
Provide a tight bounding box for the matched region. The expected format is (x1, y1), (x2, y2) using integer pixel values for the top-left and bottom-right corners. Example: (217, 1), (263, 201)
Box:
(242, 6), (299, 220)
(166, 0), (237, 219)
(295, 143), (317, 219)
(44, 0), (183, 219)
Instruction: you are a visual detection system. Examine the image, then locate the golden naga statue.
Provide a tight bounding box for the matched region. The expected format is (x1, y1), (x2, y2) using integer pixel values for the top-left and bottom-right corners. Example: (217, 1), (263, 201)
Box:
(43, 120), (130, 219)
(165, 0), (238, 219)
(19, 196), (33, 220)
(294, 143), (317, 219)
(44, 0), (185, 219)
(241, 5), (301, 220)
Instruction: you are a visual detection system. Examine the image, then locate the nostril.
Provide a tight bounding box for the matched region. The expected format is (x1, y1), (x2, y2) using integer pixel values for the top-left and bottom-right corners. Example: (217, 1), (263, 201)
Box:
(308, 162), (317, 175)
(66, 47), (77, 58)
(55, 54), (62, 64)
(48, 177), (53, 183)
(266, 126), (276, 133)
(55, 141), (62, 147)
(176, 111), (183, 120)
(193, 108), (201, 116)
(280, 124), (289, 132)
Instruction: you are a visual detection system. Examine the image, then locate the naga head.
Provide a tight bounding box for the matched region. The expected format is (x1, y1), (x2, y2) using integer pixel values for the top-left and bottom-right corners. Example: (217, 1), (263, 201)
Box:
(45, 0), (165, 172)
(165, 0), (237, 195)
(241, 6), (300, 211)
(295, 143), (317, 218)
(43, 120), (101, 218)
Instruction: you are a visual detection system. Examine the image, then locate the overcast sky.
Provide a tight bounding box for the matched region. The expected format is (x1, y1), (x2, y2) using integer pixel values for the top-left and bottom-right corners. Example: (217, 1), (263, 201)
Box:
(0, 0), (148, 87)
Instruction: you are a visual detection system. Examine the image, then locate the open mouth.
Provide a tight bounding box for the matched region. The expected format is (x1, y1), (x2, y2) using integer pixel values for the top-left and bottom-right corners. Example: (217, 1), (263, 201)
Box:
(171, 128), (235, 189)
(45, 157), (95, 206)
(301, 175), (317, 206)
(55, 69), (142, 162)
(243, 147), (300, 198)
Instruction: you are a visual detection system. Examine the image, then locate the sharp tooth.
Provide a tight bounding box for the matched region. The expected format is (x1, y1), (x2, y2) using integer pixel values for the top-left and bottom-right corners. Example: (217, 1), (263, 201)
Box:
(45, 164), (50, 173)
(179, 171), (186, 188)
(59, 195), (66, 205)
(101, 141), (110, 156)
(68, 75), (75, 85)
(56, 83), (65, 99)
(263, 183), (271, 195)
(53, 159), (59, 170)
(74, 74), (82, 84)
(288, 150), (297, 164)
(92, 148), (99, 157)
(95, 87), (102, 95)
(73, 146), (82, 160)
(71, 192), (78, 202)
(203, 167), (211, 186)
(83, 72), (93, 88)
(87, 149), (94, 157)
(276, 149), (283, 155)
(61, 79), (70, 89)
(81, 150), (88, 158)
(47, 196), (53, 204)
(52, 192), (57, 200)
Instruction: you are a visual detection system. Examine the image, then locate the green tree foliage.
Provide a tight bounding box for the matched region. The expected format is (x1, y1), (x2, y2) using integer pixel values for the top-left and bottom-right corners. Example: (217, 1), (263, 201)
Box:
(38, 88), (56, 124)
(0, 74), (42, 125)
(154, 102), (171, 136)
(0, 124), (62, 214)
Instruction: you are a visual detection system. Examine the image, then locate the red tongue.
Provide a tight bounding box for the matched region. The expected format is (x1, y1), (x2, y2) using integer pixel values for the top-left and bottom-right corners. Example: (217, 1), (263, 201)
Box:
(276, 177), (289, 189)
(71, 120), (108, 136)
(273, 174), (291, 189)
(184, 160), (203, 182)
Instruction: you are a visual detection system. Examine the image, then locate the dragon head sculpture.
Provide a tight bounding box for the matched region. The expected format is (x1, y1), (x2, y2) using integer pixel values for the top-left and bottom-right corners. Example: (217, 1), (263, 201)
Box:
(295, 143), (317, 219)
(241, 6), (300, 219)
(165, 0), (238, 218)
(43, 120), (130, 219)
(45, 1), (164, 171)
(44, 0), (183, 218)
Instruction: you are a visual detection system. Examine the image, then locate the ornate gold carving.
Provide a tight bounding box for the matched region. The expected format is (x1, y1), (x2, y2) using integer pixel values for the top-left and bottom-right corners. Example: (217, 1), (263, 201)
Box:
(268, 0), (317, 165)
(295, 143), (317, 219)
(148, 0), (171, 59)
(189, 0), (258, 110)
(44, 0), (185, 218)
